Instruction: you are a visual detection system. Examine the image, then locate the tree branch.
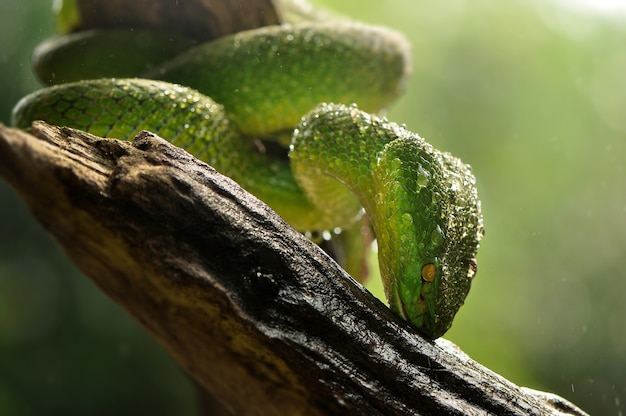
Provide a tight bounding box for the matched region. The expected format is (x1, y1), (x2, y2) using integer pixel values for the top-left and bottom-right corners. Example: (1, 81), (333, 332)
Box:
(0, 122), (589, 416)
(74, 0), (280, 41)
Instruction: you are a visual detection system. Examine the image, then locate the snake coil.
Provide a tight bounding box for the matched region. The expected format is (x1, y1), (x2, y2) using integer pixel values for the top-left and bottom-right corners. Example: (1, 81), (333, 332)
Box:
(12, 0), (483, 338)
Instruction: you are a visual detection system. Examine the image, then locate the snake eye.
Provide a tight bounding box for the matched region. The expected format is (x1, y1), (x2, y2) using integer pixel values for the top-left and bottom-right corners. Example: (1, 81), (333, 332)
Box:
(468, 258), (478, 280)
(420, 263), (436, 282)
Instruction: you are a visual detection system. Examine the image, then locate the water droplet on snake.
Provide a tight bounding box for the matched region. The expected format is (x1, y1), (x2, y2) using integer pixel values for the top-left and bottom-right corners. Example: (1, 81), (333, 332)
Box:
(431, 225), (445, 246)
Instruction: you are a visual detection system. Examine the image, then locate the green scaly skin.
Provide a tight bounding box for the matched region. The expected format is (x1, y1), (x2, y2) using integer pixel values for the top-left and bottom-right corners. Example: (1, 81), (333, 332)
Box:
(144, 22), (410, 136)
(33, 29), (198, 85)
(33, 22), (410, 138)
(11, 2), (484, 338)
(292, 104), (483, 337)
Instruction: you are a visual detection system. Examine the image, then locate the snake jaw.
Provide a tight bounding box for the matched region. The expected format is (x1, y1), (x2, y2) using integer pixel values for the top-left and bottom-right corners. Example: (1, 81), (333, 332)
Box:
(385, 258), (440, 338)
(395, 293), (438, 339)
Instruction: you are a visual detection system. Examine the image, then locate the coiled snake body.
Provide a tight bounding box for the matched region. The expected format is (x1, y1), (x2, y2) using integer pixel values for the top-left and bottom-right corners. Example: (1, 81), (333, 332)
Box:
(13, 0), (483, 338)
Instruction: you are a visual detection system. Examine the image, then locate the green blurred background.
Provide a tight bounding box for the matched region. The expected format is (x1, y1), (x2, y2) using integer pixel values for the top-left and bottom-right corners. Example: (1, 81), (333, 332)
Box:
(1, 0), (624, 414)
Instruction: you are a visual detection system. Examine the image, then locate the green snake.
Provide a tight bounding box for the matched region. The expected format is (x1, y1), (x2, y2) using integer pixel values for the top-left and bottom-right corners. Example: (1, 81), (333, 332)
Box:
(12, 0), (483, 339)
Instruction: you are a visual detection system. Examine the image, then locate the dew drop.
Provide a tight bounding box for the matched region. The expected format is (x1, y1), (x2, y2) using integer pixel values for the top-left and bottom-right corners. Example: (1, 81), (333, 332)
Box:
(468, 259), (478, 280)
(477, 222), (486, 240)
(431, 225), (445, 246)
(416, 166), (430, 188)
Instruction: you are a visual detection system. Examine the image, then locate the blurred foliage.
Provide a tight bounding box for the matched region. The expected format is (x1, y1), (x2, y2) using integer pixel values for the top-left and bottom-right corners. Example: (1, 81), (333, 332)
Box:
(1, 0), (625, 415)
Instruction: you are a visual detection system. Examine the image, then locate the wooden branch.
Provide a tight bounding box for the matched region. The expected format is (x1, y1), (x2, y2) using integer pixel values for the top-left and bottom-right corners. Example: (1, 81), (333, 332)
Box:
(0, 122), (589, 416)
(73, 0), (280, 41)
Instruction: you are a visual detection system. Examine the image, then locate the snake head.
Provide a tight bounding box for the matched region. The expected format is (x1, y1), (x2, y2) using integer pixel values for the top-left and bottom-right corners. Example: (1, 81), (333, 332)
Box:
(373, 136), (484, 339)
(291, 103), (483, 339)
